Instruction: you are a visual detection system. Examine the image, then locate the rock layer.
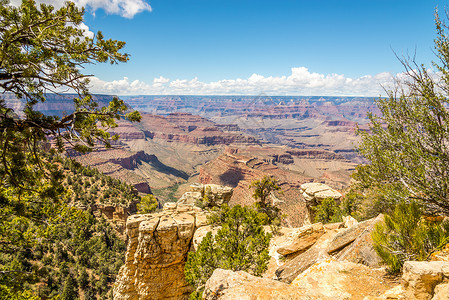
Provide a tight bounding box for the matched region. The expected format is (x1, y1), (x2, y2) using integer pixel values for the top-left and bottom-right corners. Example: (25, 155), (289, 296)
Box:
(178, 183), (233, 207)
(402, 261), (449, 300)
(113, 203), (207, 300)
(203, 268), (331, 300)
(113, 186), (232, 300)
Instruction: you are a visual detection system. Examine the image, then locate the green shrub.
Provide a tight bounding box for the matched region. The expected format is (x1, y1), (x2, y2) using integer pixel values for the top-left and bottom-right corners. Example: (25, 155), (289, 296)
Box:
(340, 189), (363, 218)
(137, 194), (159, 214)
(185, 205), (271, 299)
(250, 176), (283, 232)
(372, 201), (449, 273)
(313, 197), (343, 223)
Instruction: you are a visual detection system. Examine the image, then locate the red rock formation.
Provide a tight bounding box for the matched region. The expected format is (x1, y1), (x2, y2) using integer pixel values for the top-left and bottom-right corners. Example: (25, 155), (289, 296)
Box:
(138, 113), (259, 145)
(91, 201), (138, 234)
(74, 149), (153, 194)
(287, 149), (346, 160)
(199, 152), (307, 227)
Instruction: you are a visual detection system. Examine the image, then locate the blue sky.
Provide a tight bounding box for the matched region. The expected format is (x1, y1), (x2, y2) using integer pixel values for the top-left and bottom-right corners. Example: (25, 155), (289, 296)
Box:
(17, 0), (449, 96)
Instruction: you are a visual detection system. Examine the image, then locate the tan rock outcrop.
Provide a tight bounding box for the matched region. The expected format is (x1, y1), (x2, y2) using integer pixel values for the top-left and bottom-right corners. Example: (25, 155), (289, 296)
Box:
(300, 182), (342, 204)
(365, 261), (449, 300)
(291, 259), (390, 299)
(205, 261), (397, 300)
(276, 222), (325, 256)
(91, 201), (138, 235)
(275, 228), (337, 283)
(363, 285), (406, 300)
(342, 215), (359, 228)
(178, 183), (233, 207)
(300, 182), (342, 223)
(203, 268), (332, 300)
(327, 216), (379, 254)
(323, 222), (343, 230)
(402, 261), (449, 300)
(431, 283), (449, 300)
(335, 214), (384, 266)
(113, 203), (202, 300)
(113, 184), (233, 300)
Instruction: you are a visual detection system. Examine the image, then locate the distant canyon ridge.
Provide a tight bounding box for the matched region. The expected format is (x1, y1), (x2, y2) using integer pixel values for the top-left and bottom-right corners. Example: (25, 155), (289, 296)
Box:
(123, 95), (379, 162)
(4, 93), (378, 226)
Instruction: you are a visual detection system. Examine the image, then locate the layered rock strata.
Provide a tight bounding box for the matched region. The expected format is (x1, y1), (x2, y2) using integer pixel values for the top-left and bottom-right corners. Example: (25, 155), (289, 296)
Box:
(300, 182), (342, 204)
(178, 183), (233, 207)
(300, 182), (342, 223)
(113, 186), (231, 300)
(113, 202), (208, 300)
(91, 201), (138, 234)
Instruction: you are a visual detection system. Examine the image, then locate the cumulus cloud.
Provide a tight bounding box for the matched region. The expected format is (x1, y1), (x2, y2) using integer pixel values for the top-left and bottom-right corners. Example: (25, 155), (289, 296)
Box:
(74, 22), (95, 39)
(88, 67), (401, 96)
(9, 0), (151, 18)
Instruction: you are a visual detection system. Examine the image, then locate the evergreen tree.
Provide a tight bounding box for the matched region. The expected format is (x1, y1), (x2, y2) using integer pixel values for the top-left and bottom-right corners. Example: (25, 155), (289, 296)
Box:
(372, 201), (449, 273)
(185, 205), (271, 299)
(354, 10), (449, 216)
(0, 0), (139, 296)
(61, 275), (78, 300)
(250, 176), (283, 227)
(313, 197), (342, 224)
(137, 194), (159, 214)
(354, 9), (449, 271)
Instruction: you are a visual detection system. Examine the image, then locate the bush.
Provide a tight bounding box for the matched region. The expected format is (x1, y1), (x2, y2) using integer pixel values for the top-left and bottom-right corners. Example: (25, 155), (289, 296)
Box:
(195, 186), (212, 209)
(185, 205), (271, 299)
(137, 194), (158, 214)
(313, 198), (343, 224)
(250, 176), (283, 231)
(372, 201), (449, 273)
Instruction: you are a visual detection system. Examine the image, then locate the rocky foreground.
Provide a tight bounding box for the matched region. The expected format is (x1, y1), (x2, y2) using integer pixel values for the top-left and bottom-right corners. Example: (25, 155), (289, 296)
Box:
(113, 184), (449, 300)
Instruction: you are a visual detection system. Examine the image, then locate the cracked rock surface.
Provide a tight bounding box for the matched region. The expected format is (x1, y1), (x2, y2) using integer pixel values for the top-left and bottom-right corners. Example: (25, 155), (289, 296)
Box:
(113, 203), (206, 300)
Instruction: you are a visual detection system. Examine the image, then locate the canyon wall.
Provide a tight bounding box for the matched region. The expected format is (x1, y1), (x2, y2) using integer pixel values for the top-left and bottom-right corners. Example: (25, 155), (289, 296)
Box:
(113, 185), (227, 300)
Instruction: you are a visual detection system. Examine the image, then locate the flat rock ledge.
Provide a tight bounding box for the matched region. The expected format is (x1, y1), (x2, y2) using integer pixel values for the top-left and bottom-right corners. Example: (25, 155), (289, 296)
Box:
(203, 268), (332, 300)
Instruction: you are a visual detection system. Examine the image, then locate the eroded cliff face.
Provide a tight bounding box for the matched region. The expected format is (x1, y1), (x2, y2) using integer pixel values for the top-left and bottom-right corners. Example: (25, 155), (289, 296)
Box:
(113, 203), (207, 300)
(90, 201), (138, 235)
(113, 184), (227, 300)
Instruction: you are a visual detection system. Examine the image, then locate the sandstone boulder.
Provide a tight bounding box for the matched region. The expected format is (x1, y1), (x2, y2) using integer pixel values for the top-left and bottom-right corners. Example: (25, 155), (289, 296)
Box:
(291, 259), (351, 299)
(300, 182), (342, 204)
(324, 222), (343, 230)
(402, 261), (449, 300)
(363, 285), (406, 300)
(327, 216), (379, 254)
(203, 268), (331, 300)
(292, 259), (400, 300)
(300, 182), (342, 223)
(276, 222), (325, 256)
(178, 191), (202, 205)
(431, 283), (449, 300)
(335, 214), (384, 267)
(113, 202), (206, 300)
(343, 215), (359, 228)
(275, 229), (337, 283)
(192, 225), (219, 251)
(178, 183), (233, 207)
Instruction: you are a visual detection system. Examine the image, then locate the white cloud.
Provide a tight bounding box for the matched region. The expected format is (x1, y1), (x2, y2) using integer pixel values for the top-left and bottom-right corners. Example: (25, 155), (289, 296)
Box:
(74, 22), (95, 39)
(9, 0), (151, 18)
(88, 67), (401, 96)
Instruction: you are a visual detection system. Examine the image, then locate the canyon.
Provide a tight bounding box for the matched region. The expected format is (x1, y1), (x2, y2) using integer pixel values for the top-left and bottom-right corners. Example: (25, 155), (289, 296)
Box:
(4, 93), (366, 224)
(7, 93), (449, 300)
(115, 184), (449, 300)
